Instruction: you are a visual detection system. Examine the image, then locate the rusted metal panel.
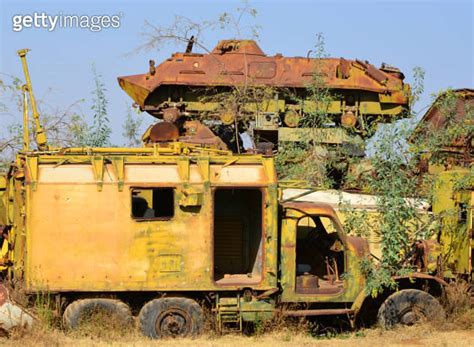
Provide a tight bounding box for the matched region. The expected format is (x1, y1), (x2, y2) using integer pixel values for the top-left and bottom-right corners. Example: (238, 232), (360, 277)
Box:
(279, 203), (368, 303)
(412, 88), (473, 161)
(416, 89), (473, 133)
(117, 40), (410, 141)
(118, 41), (408, 107)
(283, 308), (354, 317)
(19, 151), (279, 293)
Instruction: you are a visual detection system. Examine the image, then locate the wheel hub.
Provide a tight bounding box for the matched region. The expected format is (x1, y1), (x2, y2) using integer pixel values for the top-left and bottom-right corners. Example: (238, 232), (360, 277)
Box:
(400, 311), (417, 325)
(156, 309), (191, 338)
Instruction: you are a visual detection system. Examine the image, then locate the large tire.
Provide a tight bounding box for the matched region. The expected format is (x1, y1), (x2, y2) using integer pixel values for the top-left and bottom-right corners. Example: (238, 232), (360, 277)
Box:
(138, 297), (204, 339)
(378, 289), (445, 329)
(63, 298), (132, 330)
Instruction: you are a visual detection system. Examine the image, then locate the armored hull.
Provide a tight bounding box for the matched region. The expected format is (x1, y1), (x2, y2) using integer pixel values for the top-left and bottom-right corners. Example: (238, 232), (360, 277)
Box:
(118, 39), (410, 146)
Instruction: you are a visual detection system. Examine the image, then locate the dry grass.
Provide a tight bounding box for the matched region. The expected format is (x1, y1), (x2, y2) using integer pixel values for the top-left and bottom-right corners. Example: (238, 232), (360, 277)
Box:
(443, 280), (472, 316)
(1, 286), (472, 347)
(0, 307), (471, 347)
(1, 322), (473, 347)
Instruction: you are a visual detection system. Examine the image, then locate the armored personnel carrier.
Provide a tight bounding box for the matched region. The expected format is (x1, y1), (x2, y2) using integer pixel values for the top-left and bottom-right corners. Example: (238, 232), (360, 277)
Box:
(118, 39), (411, 152)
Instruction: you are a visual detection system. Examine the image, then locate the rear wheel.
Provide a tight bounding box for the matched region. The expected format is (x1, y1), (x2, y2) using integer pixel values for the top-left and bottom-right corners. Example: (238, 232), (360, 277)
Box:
(377, 289), (445, 329)
(138, 297), (204, 339)
(63, 298), (132, 331)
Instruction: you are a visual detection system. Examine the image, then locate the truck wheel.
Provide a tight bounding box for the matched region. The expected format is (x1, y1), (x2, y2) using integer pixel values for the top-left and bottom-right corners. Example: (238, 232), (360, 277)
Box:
(377, 289), (445, 329)
(63, 298), (132, 330)
(138, 297), (204, 339)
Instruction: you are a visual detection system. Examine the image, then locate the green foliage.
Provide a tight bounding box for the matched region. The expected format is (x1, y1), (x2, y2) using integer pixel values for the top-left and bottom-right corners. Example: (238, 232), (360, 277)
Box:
(0, 76), (91, 171)
(275, 142), (330, 187)
(86, 64), (111, 147)
(275, 33), (343, 188)
(122, 105), (144, 147)
(338, 201), (375, 238)
(411, 89), (473, 166)
(357, 85), (472, 296)
(34, 291), (58, 329)
(410, 66), (425, 107)
(302, 33), (334, 129)
(343, 70), (474, 296)
(369, 123), (421, 268)
(452, 168), (474, 191)
(360, 258), (397, 298)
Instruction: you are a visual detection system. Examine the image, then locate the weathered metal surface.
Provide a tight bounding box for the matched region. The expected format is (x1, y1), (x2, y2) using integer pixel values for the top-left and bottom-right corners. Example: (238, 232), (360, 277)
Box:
(0, 46), (450, 326)
(0, 176), (6, 228)
(118, 39), (411, 143)
(431, 168), (473, 277)
(282, 308), (354, 317)
(5, 147), (279, 293)
(410, 90), (473, 278)
(412, 88), (473, 165)
(119, 40), (408, 111)
(279, 203), (369, 303)
(143, 122), (180, 143)
(17, 49), (48, 150)
(179, 121), (228, 150)
(411, 239), (442, 273)
(282, 188), (433, 260)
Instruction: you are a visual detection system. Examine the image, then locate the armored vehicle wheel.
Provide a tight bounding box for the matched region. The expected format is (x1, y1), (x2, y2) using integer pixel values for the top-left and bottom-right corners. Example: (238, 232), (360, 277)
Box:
(377, 289), (445, 329)
(63, 298), (132, 330)
(138, 297), (204, 339)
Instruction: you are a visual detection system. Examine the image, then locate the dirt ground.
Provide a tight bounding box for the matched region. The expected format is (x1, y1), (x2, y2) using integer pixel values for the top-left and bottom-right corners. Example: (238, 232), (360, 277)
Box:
(2, 310), (473, 347)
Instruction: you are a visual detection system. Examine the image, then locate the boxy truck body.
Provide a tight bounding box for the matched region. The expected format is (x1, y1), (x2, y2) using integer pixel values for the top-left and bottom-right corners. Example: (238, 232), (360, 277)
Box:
(4, 147), (279, 294)
(0, 146), (446, 335)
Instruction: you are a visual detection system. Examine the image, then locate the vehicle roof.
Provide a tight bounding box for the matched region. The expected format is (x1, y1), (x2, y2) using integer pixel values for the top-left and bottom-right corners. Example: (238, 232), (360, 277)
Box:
(282, 201), (337, 216)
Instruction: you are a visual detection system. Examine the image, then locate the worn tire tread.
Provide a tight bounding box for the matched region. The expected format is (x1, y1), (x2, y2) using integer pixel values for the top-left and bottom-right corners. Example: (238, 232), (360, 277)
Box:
(138, 297), (204, 339)
(63, 298), (132, 330)
(378, 289), (445, 329)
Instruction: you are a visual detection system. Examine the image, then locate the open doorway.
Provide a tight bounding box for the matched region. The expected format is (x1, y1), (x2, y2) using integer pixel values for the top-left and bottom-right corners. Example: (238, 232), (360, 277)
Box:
(213, 188), (263, 284)
(295, 215), (345, 295)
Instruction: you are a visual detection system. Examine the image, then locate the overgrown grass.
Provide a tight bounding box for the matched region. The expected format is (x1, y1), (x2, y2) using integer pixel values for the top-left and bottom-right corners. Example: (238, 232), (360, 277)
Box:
(1, 283), (472, 346)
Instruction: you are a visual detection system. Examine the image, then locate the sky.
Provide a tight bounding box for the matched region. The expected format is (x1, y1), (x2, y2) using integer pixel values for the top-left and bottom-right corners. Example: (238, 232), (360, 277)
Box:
(0, 0), (473, 145)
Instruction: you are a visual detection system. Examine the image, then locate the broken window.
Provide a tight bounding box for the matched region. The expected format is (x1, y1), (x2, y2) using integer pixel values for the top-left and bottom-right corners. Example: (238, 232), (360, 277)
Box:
(131, 188), (174, 220)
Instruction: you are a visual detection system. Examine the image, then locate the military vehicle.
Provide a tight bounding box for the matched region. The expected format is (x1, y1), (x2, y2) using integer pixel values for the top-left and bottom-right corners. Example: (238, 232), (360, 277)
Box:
(118, 39), (411, 153)
(0, 49), (446, 337)
(411, 89), (473, 282)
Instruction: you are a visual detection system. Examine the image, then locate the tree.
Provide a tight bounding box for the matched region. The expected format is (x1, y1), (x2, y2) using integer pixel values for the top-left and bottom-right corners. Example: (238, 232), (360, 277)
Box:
(122, 104), (144, 147)
(0, 74), (89, 171)
(86, 64), (112, 147)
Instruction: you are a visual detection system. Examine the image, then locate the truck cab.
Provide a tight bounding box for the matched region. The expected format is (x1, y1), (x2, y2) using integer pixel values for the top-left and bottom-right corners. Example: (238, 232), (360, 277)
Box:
(279, 202), (368, 304)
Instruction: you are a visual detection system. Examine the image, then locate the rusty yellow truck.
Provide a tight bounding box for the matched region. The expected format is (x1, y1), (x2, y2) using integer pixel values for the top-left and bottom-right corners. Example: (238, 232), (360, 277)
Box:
(0, 49), (448, 338)
(0, 144), (446, 337)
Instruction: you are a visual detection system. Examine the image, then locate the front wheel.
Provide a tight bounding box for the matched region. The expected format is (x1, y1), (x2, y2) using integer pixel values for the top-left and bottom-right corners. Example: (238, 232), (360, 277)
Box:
(378, 289), (445, 329)
(138, 297), (204, 339)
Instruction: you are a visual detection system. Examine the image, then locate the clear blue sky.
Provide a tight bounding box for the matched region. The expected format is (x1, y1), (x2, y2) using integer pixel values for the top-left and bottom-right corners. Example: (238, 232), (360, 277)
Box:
(1, 0), (473, 144)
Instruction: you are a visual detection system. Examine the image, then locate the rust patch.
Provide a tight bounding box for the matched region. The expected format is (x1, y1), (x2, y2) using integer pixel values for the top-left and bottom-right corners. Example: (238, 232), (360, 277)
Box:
(117, 39), (409, 113)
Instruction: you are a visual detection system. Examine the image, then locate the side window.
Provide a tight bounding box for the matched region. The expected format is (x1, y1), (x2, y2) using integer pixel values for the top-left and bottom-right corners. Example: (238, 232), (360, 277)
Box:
(131, 188), (174, 220)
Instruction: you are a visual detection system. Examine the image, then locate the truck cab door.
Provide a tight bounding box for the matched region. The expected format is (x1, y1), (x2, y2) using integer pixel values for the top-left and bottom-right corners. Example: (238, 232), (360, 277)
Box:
(280, 208), (366, 303)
